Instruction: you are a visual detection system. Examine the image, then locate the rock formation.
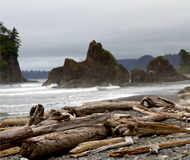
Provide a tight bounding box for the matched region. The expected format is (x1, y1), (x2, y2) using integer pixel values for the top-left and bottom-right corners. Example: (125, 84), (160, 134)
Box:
(43, 40), (130, 87)
(0, 52), (27, 83)
(131, 68), (146, 83)
(146, 56), (188, 82)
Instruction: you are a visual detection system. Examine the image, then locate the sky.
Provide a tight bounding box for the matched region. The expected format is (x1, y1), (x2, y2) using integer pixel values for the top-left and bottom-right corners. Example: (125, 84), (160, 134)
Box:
(1, 0), (190, 71)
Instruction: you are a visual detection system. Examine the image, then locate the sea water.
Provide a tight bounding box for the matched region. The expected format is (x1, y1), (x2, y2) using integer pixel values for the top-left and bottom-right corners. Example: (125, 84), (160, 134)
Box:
(0, 79), (189, 120)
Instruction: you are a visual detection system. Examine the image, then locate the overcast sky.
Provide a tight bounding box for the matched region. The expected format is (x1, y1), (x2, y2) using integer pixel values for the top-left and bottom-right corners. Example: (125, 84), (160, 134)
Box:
(1, 0), (190, 71)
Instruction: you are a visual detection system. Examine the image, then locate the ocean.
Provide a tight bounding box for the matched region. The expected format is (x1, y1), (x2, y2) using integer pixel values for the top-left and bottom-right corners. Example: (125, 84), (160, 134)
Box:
(0, 79), (189, 120)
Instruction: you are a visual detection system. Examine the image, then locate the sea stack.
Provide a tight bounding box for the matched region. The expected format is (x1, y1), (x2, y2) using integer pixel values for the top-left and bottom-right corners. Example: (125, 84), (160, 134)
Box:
(43, 40), (130, 87)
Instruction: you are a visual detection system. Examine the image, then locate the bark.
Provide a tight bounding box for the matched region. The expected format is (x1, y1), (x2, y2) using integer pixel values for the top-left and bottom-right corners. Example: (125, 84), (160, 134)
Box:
(31, 113), (112, 136)
(20, 125), (109, 160)
(0, 126), (33, 150)
(109, 137), (190, 157)
(69, 137), (125, 154)
(63, 101), (140, 115)
(113, 122), (190, 137)
(0, 147), (20, 158)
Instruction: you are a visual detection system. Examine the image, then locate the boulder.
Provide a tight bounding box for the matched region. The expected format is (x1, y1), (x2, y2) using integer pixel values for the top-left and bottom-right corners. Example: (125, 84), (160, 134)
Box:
(43, 40), (130, 87)
(131, 68), (146, 83)
(146, 56), (188, 82)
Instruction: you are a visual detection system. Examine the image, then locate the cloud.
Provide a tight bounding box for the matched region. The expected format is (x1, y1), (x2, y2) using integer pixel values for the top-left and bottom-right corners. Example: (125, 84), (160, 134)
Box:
(1, 0), (190, 70)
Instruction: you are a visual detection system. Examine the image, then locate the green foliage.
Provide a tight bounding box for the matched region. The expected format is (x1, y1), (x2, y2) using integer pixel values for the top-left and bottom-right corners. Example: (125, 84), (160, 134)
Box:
(157, 56), (167, 62)
(178, 49), (190, 67)
(103, 49), (116, 62)
(0, 21), (21, 57)
(0, 60), (8, 71)
(178, 65), (190, 74)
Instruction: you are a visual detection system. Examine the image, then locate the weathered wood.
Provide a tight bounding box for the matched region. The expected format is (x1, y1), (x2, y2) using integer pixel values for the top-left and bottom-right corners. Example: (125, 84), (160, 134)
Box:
(0, 126), (33, 150)
(0, 147), (20, 158)
(31, 113), (112, 136)
(140, 96), (162, 108)
(1, 118), (29, 127)
(113, 122), (190, 137)
(64, 101), (140, 115)
(109, 137), (190, 157)
(104, 113), (167, 128)
(178, 92), (190, 99)
(69, 136), (134, 158)
(20, 126), (109, 160)
(69, 137), (125, 154)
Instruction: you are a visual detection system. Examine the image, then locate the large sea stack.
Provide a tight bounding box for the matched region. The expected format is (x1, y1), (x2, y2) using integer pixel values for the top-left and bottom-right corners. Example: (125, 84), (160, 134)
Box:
(43, 40), (130, 87)
(146, 56), (188, 82)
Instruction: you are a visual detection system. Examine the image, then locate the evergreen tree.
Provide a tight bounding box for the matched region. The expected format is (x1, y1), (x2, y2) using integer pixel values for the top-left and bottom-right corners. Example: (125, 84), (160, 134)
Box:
(10, 27), (21, 48)
(178, 49), (190, 67)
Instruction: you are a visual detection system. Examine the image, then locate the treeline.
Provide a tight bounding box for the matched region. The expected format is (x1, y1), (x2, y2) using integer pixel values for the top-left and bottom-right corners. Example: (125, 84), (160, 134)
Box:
(21, 70), (50, 79)
(178, 49), (190, 74)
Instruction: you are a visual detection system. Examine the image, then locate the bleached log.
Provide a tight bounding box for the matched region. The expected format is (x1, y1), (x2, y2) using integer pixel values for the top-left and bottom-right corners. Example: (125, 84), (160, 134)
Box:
(20, 125), (109, 160)
(1, 118), (29, 127)
(31, 113), (112, 136)
(0, 126), (33, 150)
(109, 137), (190, 157)
(64, 101), (140, 115)
(69, 137), (125, 154)
(69, 136), (134, 158)
(166, 133), (190, 139)
(178, 92), (190, 99)
(0, 147), (20, 158)
(114, 122), (190, 137)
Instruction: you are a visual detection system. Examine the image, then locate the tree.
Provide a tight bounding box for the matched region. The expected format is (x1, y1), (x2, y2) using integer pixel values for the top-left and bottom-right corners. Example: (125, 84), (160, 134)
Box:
(10, 27), (21, 48)
(178, 49), (190, 67)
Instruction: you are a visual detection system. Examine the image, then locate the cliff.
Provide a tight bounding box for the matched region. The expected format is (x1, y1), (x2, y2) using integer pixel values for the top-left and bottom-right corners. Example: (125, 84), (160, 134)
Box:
(43, 40), (130, 87)
(0, 51), (27, 83)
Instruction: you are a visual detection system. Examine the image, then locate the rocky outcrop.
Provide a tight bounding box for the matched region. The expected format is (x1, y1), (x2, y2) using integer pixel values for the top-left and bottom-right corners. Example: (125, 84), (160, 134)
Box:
(131, 68), (146, 83)
(146, 56), (188, 82)
(0, 53), (27, 83)
(178, 86), (190, 94)
(43, 40), (130, 87)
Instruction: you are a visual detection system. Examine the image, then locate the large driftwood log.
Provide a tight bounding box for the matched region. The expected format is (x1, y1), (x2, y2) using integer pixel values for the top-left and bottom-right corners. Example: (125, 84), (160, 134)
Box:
(0, 126), (33, 150)
(178, 92), (190, 99)
(114, 122), (190, 137)
(20, 125), (109, 160)
(0, 118), (29, 127)
(0, 113), (112, 150)
(109, 137), (190, 157)
(31, 113), (112, 136)
(69, 137), (125, 154)
(63, 101), (140, 115)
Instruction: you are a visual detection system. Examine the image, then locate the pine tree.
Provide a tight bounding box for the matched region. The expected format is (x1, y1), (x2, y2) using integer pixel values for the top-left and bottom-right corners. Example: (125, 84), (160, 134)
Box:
(178, 49), (190, 67)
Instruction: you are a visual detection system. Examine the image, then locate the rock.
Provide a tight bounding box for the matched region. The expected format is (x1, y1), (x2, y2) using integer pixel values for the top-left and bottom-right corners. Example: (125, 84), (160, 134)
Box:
(146, 56), (188, 82)
(43, 40), (130, 87)
(131, 68), (146, 83)
(178, 86), (190, 93)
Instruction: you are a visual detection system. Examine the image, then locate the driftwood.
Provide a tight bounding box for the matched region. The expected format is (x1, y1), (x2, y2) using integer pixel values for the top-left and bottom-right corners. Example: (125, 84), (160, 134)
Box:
(178, 92), (190, 99)
(69, 137), (125, 154)
(0, 147), (20, 158)
(69, 136), (134, 158)
(0, 118), (29, 127)
(20, 125), (109, 160)
(0, 113), (112, 150)
(113, 122), (190, 137)
(109, 137), (190, 157)
(0, 126), (33, 150)
(64, 101), (140, 115)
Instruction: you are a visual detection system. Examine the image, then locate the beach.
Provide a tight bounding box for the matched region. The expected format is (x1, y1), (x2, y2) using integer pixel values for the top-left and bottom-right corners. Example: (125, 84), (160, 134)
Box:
(1, 92), (190, 160)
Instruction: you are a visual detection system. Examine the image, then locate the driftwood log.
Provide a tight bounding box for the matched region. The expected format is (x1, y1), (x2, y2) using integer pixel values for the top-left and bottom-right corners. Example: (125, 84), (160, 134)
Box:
(69, 137), (125, 154)
(20, 125), (109, 160)
(109, 137), (190, 157)
(63, 101), (140, 115)
(0, 147), (20, 158)
(113, 122), (190, 137)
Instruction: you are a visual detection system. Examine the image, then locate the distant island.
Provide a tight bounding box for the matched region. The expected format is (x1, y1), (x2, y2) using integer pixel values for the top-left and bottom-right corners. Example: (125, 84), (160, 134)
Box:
(21, 70), (49, 79)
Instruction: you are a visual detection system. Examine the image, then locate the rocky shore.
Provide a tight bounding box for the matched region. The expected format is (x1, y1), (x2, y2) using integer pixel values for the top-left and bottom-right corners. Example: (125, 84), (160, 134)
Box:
(1, 94), (190, 160)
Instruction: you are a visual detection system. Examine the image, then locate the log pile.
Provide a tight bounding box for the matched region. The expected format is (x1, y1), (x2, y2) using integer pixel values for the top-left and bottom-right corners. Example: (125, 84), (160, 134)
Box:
(1, 93), (190, 159)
